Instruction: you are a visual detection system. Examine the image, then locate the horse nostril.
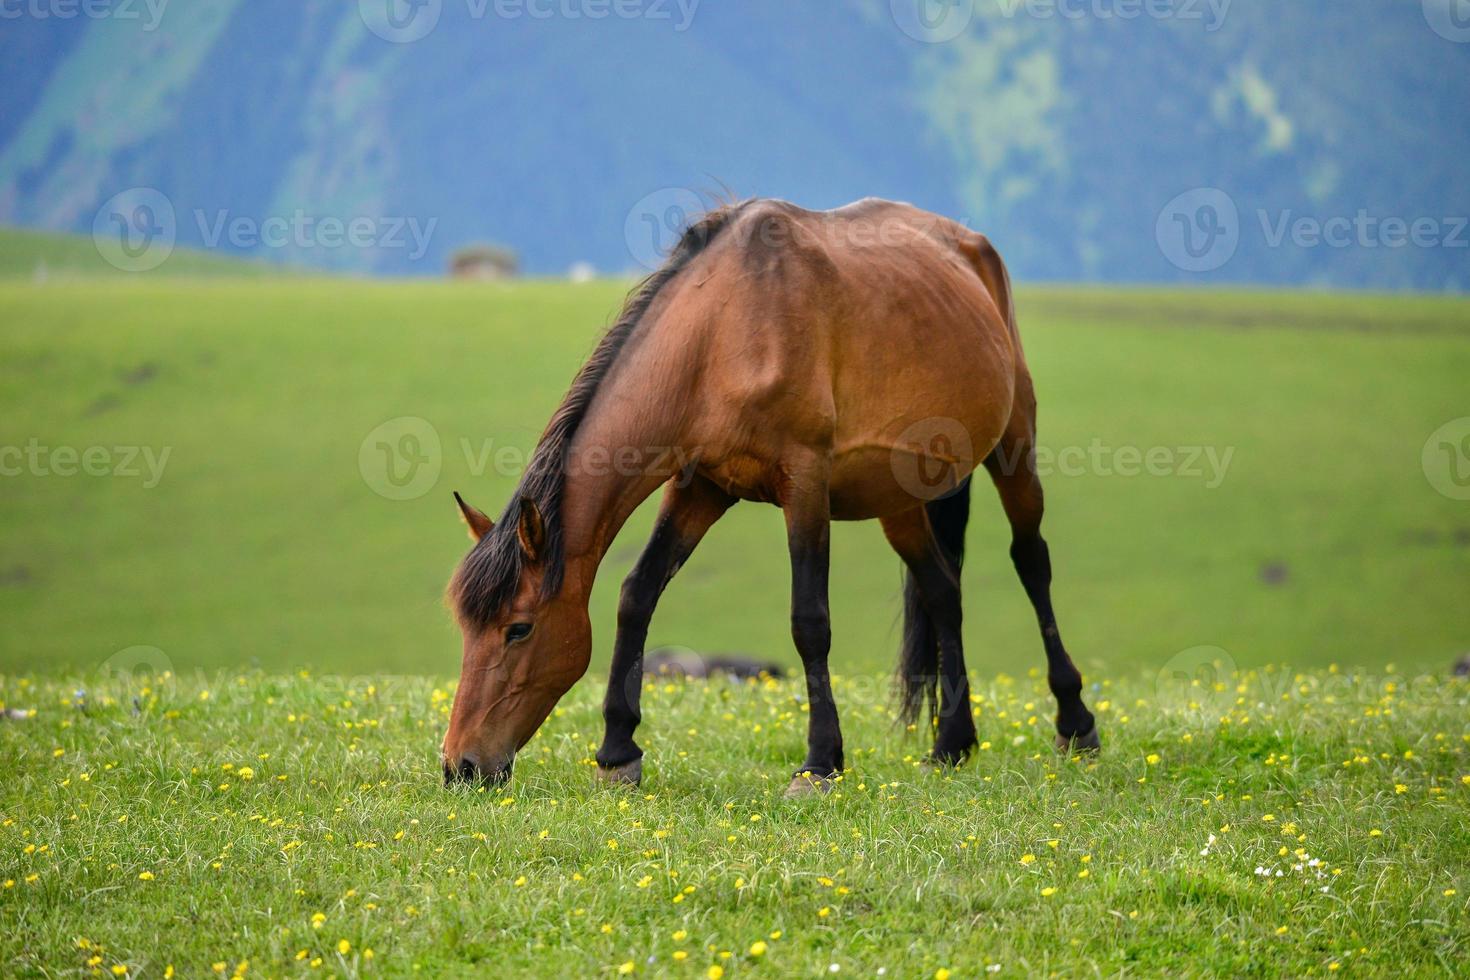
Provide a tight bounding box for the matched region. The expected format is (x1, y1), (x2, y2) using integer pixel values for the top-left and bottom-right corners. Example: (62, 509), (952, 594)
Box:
(458, 757), (478, 782)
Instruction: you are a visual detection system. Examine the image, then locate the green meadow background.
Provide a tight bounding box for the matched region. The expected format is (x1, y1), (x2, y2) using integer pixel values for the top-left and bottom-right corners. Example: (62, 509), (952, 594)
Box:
(2, 234), (1467, 683)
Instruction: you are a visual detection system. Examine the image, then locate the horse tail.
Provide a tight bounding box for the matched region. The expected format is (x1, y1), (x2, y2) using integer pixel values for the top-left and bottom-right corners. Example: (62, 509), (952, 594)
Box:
(897, 476), (972, 726)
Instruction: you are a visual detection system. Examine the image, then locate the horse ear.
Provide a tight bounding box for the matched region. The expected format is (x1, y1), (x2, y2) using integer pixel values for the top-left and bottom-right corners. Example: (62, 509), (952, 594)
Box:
(453, 491), (493, 542)
(517, 497), (546, 563)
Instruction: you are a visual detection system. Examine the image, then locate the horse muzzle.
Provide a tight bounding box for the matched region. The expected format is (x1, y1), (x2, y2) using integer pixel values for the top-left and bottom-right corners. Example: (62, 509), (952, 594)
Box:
(442, 751), (513, 788)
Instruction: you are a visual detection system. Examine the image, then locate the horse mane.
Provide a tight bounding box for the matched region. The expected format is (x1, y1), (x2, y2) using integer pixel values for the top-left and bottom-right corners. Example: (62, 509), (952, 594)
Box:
(449, 200), (754, 629)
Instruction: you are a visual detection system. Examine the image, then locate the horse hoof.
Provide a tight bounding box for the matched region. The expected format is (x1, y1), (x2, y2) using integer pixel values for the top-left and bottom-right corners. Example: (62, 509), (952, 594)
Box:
(784, 771), (835, 798)
(595, 758), (643, 787)
(1055, 726), (1101, 755)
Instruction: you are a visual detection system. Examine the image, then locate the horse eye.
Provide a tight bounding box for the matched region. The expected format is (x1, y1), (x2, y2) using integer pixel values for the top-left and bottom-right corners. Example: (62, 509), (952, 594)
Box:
(505, 623), (533, 644)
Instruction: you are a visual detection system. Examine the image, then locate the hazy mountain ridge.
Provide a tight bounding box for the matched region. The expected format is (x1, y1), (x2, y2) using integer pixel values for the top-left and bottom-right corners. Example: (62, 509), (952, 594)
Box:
(1, 0), (1466, 288)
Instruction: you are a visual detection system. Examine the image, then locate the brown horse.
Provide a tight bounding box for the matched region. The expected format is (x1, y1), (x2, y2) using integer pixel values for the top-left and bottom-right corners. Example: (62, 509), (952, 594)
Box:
(442, 197), (1098, 795)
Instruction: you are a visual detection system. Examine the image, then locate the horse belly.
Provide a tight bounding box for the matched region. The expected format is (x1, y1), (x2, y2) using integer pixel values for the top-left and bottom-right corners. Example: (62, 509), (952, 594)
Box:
(827, 398), (1009, 520)
(828, 327), (1015, 520)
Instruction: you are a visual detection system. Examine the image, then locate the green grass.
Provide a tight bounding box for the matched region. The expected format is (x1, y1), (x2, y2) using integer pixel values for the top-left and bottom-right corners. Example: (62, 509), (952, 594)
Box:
(0, 227), (286, 280)
(3, 279), (1469, 976)
(1, 280), (1467, 679)
(1, 666), (1467, 977)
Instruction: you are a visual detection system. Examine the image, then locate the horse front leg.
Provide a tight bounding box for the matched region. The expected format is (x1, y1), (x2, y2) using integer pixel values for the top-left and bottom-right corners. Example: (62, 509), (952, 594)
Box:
(781, 457), (845, 797)
(595, 473), (735, 785)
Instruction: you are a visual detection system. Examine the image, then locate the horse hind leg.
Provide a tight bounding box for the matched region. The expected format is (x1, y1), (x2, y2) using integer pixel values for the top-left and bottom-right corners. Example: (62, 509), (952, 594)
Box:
(881, 497), (976, 766)
(983, 426), (1099, 753)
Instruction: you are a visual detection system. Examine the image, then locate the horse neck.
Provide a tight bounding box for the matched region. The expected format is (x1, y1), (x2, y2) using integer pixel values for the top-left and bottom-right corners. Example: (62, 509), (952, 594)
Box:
(557, 367), (687, 596)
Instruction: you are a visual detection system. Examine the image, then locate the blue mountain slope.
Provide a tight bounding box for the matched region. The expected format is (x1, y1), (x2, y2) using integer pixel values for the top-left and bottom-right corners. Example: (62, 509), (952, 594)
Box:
(1, 0), (1466, 288)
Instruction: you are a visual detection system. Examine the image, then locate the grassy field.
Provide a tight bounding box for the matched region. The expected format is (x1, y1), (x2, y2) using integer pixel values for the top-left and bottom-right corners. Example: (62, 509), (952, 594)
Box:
(1, 279), (1467, 681)
(2, 665), (1467, 977)
(2, 269), (1469, 976)
(0, 227), (283, 280)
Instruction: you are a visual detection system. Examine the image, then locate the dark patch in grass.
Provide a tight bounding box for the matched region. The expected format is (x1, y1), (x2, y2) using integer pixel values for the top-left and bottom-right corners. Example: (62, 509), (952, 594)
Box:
(120, 361), (159, 386)
(83, 392), (122, 416)
(0, 563), (34, 587)
(1259, 562), (1290, 586)
(1401, 528), (1470, 548)
(1026, 295), (1470, 337)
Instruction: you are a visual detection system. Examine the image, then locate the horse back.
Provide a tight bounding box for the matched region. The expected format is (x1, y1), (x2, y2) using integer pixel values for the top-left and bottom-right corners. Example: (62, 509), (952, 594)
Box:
(654, 198), (1023, 517)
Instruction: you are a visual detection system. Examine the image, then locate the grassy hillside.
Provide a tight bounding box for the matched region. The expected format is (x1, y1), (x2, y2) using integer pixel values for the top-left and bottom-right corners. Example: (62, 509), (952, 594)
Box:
(0, 281), (1468, 682)
(1, 667), (1466, 976)
(0, 227), (284, 280)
